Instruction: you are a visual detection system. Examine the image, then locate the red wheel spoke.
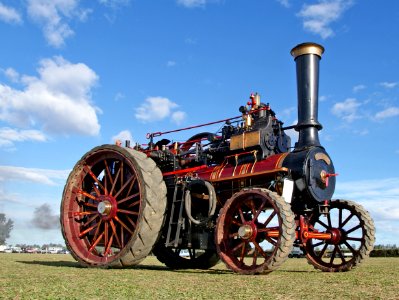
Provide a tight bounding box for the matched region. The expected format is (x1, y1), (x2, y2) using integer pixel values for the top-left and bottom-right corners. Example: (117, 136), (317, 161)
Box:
(341, 212), (354, 228)
(253, 198), (267, 220)
(326, 213), (332, 228)
(83, 165), (104, 195)
(262, 210), (276, 227)
(88, 232), (104, 253)
(73, 211), (97, 217)
(91, 219), (103, 244)
(117, 192), (139, 205)
(79, 223), (98, 238)
(232, 241), (245, 254)
(345, 224), (362, 235)
(318, 243), (328, 258)
(125, 215), (137, 230)
(127, 199), (140, 208)
(126, 176), (137, 197)
(258, 226), (279, 233)
(121, 226), (125, 248)
(329, 247), (337, 264)
(114, 175), (135, 199)
(248, 199), (257, 217)
(82, 214), (99, 227)
(252, 247), (258, 266)
(109, 165), (122, 196)
(104, 232), (114, 256)
(117, 209), (139, 216)
(231, 219), (242, 227)
(114, 215), (134, 234)
(253, 241), (268, 259)
(82, 202), (97, 209)
(346, 237), (363, 242)
(104, 222), (109, 254)
(316, 219), (329, 229)
(312, 241), (325, 248)
(238, 208), (246, 223)
(109, 219), (122, 248)
(239, 242), (246, 262)
(339, 208), (343, 227)
(335, 245), (345, 262)
(104, 159), (113, 190)
(76, 188), (98, 201)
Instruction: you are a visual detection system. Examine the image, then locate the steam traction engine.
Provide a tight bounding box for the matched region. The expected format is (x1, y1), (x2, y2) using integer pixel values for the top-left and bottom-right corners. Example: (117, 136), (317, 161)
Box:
(61, 43), (375, 273)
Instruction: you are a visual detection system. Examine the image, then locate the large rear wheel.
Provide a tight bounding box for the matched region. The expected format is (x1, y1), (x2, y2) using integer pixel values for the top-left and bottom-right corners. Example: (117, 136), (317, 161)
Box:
(61, 145), (167, 267)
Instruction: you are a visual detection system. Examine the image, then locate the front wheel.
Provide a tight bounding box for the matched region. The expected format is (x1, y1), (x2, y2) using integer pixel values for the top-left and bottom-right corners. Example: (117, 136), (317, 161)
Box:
(215, 188), (296, 274)
(305, 199), (375, 272)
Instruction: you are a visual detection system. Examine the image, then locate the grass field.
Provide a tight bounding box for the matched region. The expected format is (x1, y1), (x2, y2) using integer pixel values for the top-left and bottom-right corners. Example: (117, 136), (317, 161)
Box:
(0, 254), (398, 299)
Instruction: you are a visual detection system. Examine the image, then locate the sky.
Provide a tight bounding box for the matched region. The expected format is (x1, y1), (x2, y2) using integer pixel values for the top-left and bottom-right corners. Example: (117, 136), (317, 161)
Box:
(0, 0), (398, 247)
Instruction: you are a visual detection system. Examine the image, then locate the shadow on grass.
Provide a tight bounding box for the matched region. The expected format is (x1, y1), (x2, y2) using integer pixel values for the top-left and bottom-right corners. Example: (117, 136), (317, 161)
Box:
(16, 261), (315, 274)
(17, 260), (82, 268)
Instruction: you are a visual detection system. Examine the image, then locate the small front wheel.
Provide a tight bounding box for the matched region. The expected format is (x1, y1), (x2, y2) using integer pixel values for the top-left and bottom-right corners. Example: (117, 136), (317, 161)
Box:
(305, 199), (375, 272)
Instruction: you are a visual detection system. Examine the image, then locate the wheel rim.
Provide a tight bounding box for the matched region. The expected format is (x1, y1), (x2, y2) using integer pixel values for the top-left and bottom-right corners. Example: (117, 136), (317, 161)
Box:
(216, 189), (291, 274)
(61, 148), (142, 265)
(305, 200), (369, 270)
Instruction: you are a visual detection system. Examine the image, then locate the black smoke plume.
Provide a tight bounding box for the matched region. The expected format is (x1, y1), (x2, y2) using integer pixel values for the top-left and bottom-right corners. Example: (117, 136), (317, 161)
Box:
(31, 204), (60, 230)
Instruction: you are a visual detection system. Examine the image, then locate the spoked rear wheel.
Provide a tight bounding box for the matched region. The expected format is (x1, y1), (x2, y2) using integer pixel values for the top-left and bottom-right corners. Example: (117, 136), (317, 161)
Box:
(61, 145), (167, 267)
(215, 188), (295, 274)
(305, 199), (375, 272)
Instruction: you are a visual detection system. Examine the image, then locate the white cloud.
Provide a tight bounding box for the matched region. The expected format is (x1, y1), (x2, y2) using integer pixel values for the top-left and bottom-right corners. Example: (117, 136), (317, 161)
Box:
(98, 0), (131, 8)
(27, 0), (91, 48)
(0, 56), (100, 137)
(135, 96), (186, 123)
(171, 111), (187, 124)
(374, 107), (399, 120)
(111, 130), (134, 145)
(177, 0), (206, 8)
(166, 60), (177, 67)
(353, 84), (366, 93)
(0, 165), (70, 186)
(331, 98), (362, 122)
(3, 68), (20, 83)
(0, 3), (22, 24)
(380, 81), (398, 89)
(276, 0), (290, 8)
(0, 127), (47, 149)
(297, 0), (353, 39)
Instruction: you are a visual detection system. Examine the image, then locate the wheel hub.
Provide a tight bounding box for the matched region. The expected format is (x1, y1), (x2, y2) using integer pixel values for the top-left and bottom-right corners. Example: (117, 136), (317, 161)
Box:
(328, 228), (343, 245)
(97, 195), (117, 220)
(98, 201), (112, 215)
(238, 223), (257, 240)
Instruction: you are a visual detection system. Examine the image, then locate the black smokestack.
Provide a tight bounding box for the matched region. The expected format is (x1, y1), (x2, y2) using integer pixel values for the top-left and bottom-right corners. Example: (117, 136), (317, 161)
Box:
(291, 42), (324, 150)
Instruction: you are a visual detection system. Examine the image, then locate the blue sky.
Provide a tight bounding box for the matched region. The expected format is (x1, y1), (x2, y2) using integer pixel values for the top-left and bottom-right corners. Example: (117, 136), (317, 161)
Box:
(0, 0), (398, 246)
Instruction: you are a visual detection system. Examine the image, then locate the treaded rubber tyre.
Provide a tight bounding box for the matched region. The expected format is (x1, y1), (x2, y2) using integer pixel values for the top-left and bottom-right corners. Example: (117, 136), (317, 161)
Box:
(60, 144), (167, 267)
(215, 188), (295, 274)
(305, 199), (375, 272)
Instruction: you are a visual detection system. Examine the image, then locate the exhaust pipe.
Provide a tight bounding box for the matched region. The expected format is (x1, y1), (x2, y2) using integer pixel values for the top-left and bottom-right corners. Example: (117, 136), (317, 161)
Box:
(291, 42), (324, 150)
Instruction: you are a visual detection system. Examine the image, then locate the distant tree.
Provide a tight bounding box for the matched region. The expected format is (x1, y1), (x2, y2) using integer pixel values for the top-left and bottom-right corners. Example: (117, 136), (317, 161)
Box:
(0, 213), (14, 245)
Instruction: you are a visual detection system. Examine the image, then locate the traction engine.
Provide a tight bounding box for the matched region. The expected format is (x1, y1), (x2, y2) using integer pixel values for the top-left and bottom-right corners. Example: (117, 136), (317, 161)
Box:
(61, 43), (375, 273)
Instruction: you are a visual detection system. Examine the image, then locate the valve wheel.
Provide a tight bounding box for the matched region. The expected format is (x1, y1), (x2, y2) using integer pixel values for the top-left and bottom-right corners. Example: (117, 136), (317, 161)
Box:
(215, 188), (295, 274)
(61, 145), (167, 267)
(305, 199), (375, 272)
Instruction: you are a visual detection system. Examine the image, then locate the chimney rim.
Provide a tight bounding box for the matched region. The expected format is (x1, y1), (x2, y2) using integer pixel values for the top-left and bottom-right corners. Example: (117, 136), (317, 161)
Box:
(291, 42), (324, 59)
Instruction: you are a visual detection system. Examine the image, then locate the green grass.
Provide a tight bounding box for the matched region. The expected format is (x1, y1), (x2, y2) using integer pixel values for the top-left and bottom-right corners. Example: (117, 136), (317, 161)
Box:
(0, 254), (398, 299)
